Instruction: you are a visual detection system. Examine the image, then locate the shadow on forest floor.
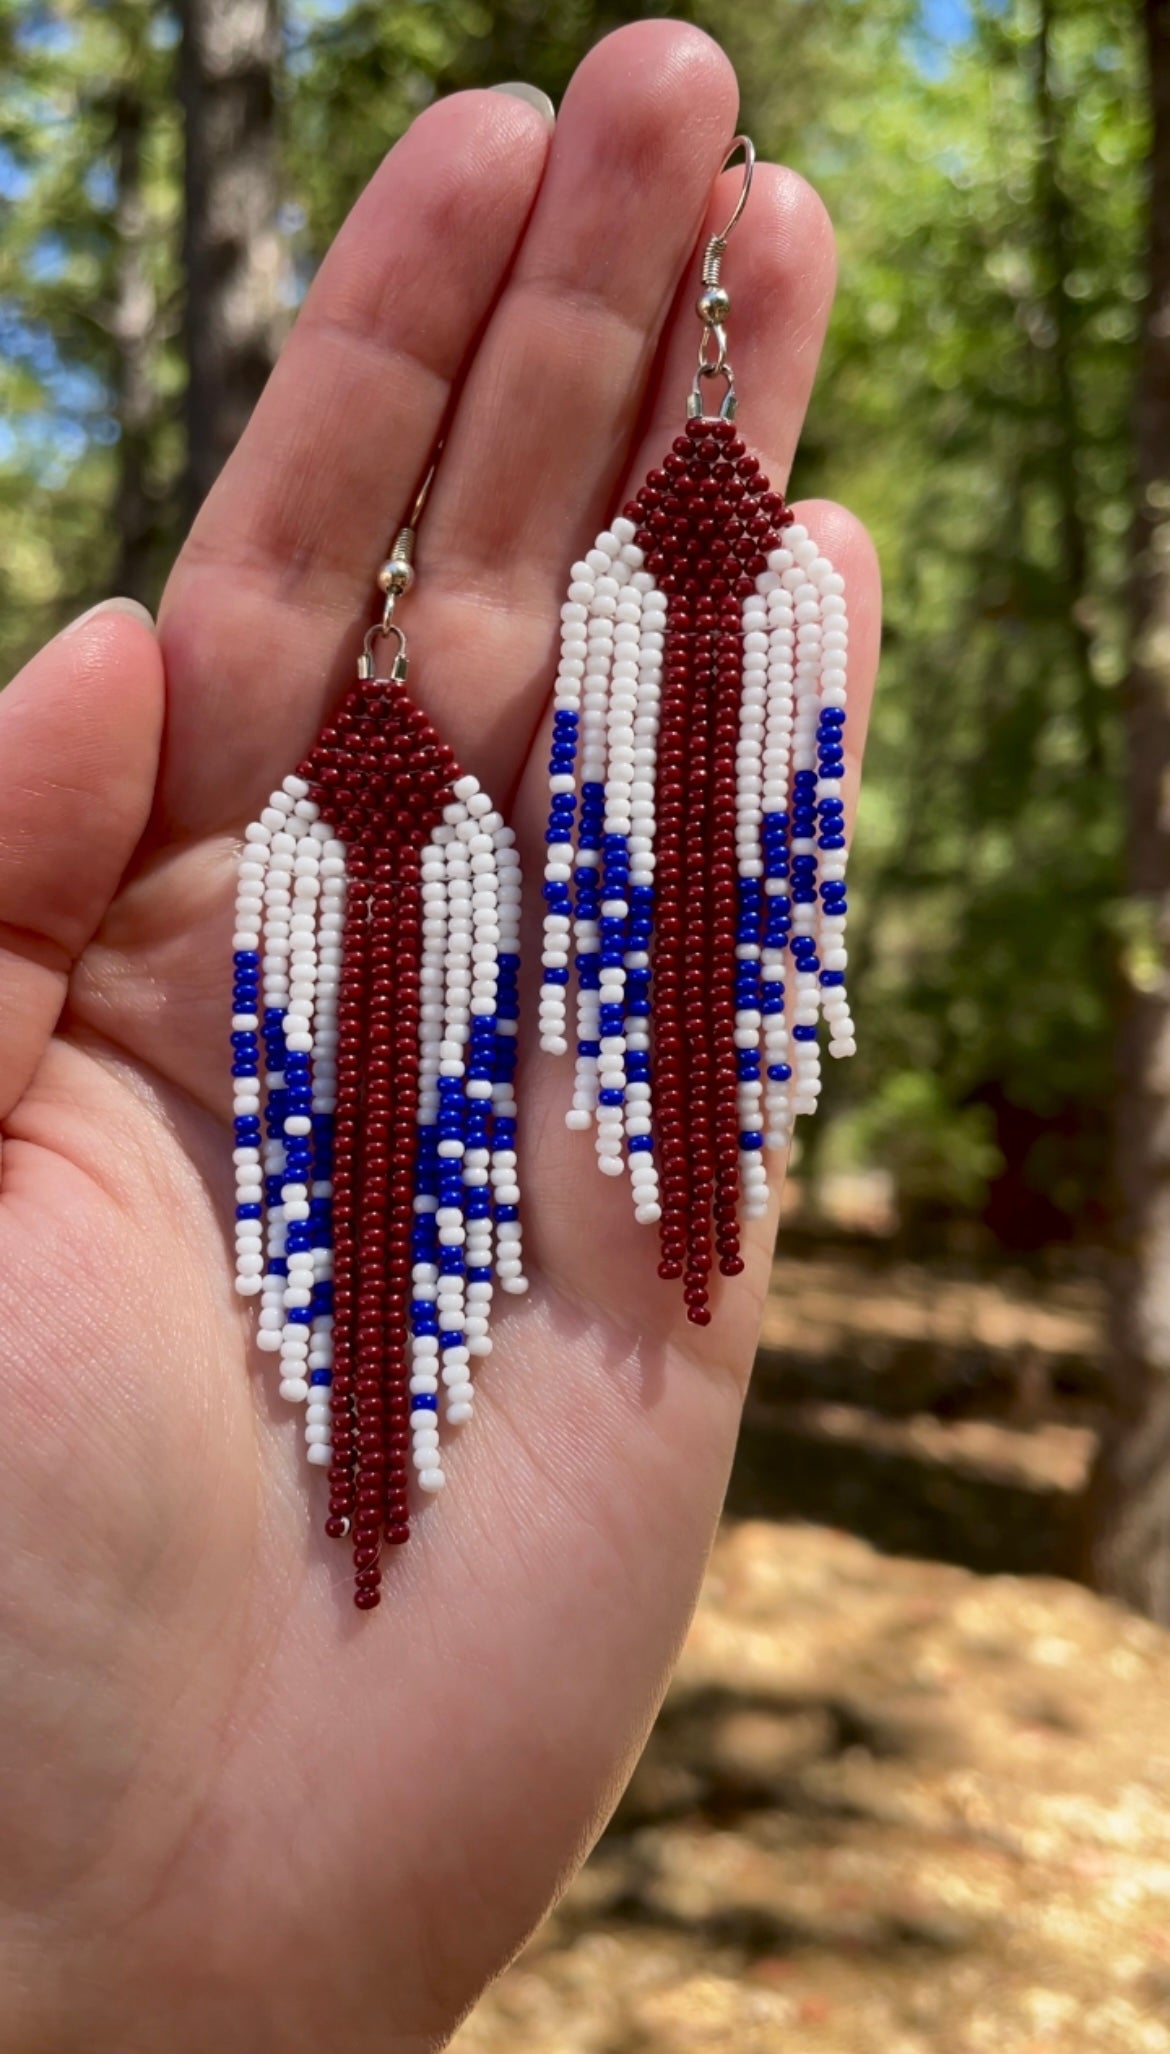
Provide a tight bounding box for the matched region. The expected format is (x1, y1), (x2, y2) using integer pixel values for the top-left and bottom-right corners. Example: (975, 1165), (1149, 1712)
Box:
(453, 1248), (1170, 2054)
(729, 1237), (1104, 1578)
(456, 1514), (1170, 2053)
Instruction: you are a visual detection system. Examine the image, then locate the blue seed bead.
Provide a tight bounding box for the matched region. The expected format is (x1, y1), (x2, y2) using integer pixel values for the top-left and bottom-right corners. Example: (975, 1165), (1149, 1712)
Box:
(599, 1088), (625, 1106)
(740, 1131), (764, 1150)
(820, 971), (845, 987)
(628, 1134), (654, 1153)
(309, 1369), (333, 1386)
(236, 1203), (262, 1220)
(793, 1024), (818, 1042)
(412, 1392), (439, 1413)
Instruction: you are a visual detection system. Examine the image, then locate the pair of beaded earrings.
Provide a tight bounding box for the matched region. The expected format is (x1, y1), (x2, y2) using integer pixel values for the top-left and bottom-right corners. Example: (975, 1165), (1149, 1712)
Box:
(230, 138), (855, 1608)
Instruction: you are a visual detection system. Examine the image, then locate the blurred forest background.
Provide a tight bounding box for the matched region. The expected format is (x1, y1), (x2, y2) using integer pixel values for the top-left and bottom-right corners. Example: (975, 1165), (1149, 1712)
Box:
(0, 0), (1146, 1252)
(9, 2), (1170, 2039)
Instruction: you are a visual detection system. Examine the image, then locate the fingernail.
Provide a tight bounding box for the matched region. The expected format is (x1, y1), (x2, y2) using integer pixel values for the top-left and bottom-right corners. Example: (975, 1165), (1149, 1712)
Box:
(62, 595), (156, 638)
(491, 81), (556, 129)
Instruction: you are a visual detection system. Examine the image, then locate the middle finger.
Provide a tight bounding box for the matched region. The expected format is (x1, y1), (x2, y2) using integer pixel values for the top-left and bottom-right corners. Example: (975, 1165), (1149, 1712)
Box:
(422, 21), (739, 613)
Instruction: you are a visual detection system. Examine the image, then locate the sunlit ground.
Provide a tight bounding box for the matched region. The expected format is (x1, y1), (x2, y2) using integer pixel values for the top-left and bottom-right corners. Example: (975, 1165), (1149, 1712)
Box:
(453, 1200), (1166, 2054)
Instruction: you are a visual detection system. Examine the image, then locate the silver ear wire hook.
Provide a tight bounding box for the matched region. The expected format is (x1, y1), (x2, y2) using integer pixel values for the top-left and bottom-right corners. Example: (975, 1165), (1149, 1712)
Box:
(688, 134), (756, 423)
(357, 450), (442, 683)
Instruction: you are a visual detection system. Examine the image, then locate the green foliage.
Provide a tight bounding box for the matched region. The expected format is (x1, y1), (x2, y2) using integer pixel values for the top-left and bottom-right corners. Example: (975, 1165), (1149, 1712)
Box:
(801, 0), (1144, 1218)
(0, 0), (182, 671)
(843, 1069), (1004, 1214)
(0, 0), (1149, 1227)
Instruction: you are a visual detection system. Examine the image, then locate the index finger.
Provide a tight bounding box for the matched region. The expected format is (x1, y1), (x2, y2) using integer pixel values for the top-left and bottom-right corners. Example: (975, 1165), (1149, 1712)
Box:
(157, 89), (552, 840)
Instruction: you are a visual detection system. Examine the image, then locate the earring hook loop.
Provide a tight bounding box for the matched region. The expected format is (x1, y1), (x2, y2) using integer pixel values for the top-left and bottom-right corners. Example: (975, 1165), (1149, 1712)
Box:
(710, 134), (755, 254)
(688, 134), (755, 422)
(357, 446), (443, 682)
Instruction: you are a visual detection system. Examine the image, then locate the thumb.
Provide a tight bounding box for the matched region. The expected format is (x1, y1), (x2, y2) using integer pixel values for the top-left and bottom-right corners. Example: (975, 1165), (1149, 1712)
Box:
(0, 600), (164, 1122)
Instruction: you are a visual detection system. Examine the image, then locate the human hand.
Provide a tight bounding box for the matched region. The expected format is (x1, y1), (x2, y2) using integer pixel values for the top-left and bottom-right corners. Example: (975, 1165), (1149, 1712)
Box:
(0, 23), (878, 2051)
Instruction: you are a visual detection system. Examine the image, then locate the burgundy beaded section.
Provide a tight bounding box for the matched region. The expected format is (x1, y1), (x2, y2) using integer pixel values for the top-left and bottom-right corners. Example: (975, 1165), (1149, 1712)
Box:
(624, 416), (792, 1323)
(298, 679), (457, 1606)
(540, 401), (857, 1321)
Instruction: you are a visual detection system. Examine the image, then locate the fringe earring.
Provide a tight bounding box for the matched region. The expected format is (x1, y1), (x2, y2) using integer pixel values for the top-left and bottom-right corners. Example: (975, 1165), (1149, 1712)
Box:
(540, 137), (856, 1328)
(230, 464), (527, 1609)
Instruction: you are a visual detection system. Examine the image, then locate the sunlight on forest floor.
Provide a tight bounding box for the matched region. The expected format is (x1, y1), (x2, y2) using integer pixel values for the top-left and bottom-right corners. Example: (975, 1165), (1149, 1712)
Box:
(452, 1246), (1166, 2054)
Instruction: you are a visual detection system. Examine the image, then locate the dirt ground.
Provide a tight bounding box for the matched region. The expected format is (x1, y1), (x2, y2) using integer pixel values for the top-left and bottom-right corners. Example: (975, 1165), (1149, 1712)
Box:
(451, 1246), (1170, 2053)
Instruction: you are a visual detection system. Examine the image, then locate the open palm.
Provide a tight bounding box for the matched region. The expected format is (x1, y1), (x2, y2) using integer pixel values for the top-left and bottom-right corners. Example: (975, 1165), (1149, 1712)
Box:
(0, 25), (878, 2052)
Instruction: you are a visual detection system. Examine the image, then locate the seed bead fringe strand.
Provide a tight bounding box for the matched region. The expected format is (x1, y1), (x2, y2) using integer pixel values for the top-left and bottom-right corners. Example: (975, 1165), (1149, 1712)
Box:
(539, 415), (855, 1325)
(232, 676), (527, 1608)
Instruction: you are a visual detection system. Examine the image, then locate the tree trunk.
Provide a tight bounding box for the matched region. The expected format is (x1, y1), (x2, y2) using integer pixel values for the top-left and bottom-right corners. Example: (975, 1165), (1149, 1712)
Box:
(177, 0), (282, 516)
(110, 67), (157, 603)
(1088, 0), (1170, 1618)
(1032, 0), (1103, 775)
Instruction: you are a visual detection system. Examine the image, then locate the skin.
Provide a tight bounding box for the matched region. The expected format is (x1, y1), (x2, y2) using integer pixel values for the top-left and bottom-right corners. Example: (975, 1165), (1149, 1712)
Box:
(0, 23), (879, 2054)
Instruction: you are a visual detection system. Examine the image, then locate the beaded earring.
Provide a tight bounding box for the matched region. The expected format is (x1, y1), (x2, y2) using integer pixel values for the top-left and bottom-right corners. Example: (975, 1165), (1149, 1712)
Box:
(540, 137), (856, 1327)
(231, 465), (526, 1608)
